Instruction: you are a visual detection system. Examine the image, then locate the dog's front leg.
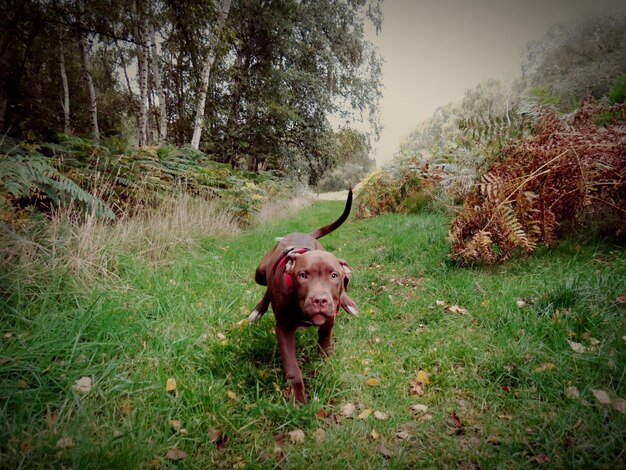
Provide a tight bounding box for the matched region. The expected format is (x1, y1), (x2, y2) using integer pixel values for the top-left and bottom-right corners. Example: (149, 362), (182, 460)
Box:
(275, 325), (305, 403)
(317, 316), (335, 356)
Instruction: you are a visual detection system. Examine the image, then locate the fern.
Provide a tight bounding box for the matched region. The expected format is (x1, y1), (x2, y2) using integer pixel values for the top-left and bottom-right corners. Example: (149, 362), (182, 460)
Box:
(450, 97), (626, 265)
(0, 152), (115, 220)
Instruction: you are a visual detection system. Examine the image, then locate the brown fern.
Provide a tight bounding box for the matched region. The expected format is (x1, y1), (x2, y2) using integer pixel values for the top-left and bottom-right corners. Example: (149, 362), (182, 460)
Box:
(450, 97), (626, 265)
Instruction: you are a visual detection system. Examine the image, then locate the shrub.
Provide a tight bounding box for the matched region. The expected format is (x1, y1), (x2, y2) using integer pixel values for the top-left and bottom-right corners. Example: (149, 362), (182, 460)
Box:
(449, 97), (626, 265)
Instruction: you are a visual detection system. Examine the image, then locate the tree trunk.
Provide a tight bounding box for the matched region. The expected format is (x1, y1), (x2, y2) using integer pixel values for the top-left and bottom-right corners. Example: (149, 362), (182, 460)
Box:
(190, 0), (232, 150)
(78, 33), (99, 142)
(134, 0), (149, 146)
(59, 40), (71, 134)
(117, 43), (133, 97)
(149, 27), (167, 146)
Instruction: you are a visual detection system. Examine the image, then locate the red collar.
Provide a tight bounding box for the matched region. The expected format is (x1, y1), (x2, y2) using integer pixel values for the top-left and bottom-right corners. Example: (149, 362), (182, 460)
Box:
(278, 248), (311, 288)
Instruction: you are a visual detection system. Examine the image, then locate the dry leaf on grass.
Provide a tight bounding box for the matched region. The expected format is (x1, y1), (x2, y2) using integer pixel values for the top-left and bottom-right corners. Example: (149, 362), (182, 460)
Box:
(410, 404), (429, 414)
(374, 411), (389, 420)
(370, 428), (380, 440)
(227, 390), (237, 401)
(340, 402), (356, 418)
(379, 443), (393, 458)
(592, 389), (612, 405)
(446, 305), (469, 315)
(567, 340), (586, 353)
(56, 437), (75, 449)
(365, 377), (379, 387)
(288, 429), (305, 444)
(166, 448), (188, 461)
(165, 378), (177, 393)
(357, 408), (372, 420)
(313, 428), (326, 443)
(72, 376), (92, 394)
(612, 398), (626, 414)
(447, 411), (464, 435)
(565, 386), (580, 400)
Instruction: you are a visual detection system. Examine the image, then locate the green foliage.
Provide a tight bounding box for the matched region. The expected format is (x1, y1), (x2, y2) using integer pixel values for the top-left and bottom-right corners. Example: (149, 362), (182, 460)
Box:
(0, 135), (294, 226)
(608, 73), (626, 104)
(0, 143), (115, 221)
(315, 129), (375, 191)
(355, 158), (444, 218)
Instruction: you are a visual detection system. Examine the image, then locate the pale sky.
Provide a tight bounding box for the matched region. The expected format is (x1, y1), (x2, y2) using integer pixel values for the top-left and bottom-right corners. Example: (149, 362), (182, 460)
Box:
(366, 0), (626, 164)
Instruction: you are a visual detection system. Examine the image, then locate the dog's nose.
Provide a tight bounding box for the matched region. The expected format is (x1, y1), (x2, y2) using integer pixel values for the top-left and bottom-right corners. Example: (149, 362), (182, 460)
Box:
(312, 296), (329, 308)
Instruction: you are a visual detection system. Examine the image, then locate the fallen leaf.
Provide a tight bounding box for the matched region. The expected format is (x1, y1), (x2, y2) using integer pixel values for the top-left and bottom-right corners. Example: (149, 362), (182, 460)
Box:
(416, 370), (430, 385)
(567, 340), (586, 353)
(357, 408), (372, 420)
(531, 453), (550, 464)
(516, 299), (527, 308)
(480, 299), (490, 307)
(396, 431), (411, 440)
(410, 404), (429, 414)
(315, 408), (327, 419)
(592, 389), (612, 405)
(447, 411), (464, 435)
(227, 390), (237, 401)
(615, 295), (626, 304)
(379, 442), (393, 458)
(45, 409), (57, 429)
(208, 427), (222, 442)
(436, 300), (447, 307)
(288, 429), (305, 444)
(217, 332), (227, 340)
(313, 428), (326, 443)
(612, 398), (626, 414)
(166, 448), (187, 461)
(446, 305), (469, 315)
(370, 428), (380, 440)
(498, 414), (513, 420)
(170, 419), (182, 431)
(534, 362), (556, 373)
(340, 402), (356, 418)
(365, 377), (379, 387)
(165, 378), (177, 393)
(374, 411), (389, 420)
(417, 412), (433, 421)
(72, 376), (92, 394)
(565, 386), (580, 400)
(409, 379), (424, 396)
(56, 437), (75, 449)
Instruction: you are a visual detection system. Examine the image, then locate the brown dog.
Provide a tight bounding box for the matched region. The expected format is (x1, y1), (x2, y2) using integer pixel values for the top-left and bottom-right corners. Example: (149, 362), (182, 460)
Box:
(250, 190), (358, 402)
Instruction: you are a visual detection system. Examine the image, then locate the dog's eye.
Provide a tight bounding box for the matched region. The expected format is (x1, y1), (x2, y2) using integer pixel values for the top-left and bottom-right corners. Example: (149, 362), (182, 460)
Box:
(298, 272), (307, 279)
(331, 272), (339, 279)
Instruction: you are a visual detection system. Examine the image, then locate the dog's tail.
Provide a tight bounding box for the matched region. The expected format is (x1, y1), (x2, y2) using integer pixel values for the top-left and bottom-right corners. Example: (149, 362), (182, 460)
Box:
(309, 188), (353, 239)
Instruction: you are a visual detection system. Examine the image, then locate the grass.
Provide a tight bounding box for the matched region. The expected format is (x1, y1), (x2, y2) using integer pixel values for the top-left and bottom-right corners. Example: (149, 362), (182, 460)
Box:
(1, 200), (625, 468)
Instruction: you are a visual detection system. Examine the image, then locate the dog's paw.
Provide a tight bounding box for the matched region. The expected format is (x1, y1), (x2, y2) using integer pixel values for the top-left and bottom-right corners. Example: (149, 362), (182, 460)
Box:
(248, 309), (264, 322)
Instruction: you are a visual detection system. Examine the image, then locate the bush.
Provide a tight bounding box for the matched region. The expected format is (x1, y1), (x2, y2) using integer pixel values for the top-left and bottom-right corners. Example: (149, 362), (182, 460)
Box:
(449, 97), (626, 265)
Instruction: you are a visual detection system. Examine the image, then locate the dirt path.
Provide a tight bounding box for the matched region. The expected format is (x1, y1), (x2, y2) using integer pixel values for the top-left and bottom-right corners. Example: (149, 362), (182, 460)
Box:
(313, 190), (350, 201)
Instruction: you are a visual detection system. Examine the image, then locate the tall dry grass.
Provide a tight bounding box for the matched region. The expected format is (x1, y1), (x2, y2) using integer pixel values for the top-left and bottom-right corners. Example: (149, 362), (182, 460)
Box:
(1, 193), (241, 288)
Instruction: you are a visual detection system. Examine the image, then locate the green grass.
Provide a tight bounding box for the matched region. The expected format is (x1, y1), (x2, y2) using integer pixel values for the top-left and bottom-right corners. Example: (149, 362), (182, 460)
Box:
(1, 201), (625, 468)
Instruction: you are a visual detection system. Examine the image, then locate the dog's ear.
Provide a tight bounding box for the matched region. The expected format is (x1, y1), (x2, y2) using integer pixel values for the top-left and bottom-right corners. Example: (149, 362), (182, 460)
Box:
(284, 252), (301, 274)
(338, 259), (351, 290)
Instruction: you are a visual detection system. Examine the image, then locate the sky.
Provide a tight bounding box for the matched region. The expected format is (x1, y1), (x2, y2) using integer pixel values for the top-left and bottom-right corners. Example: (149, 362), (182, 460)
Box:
(366, 0), (626, 165)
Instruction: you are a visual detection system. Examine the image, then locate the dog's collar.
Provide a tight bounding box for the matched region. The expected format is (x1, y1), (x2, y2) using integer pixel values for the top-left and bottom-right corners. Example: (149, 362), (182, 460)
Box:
(278, 248), (311, 288)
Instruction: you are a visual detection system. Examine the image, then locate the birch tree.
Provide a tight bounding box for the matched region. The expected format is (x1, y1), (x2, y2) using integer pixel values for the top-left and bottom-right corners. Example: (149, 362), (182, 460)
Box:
(149, 26), (167, 145)
(58, 35), (71, 135)
(190, 0), (232, 150)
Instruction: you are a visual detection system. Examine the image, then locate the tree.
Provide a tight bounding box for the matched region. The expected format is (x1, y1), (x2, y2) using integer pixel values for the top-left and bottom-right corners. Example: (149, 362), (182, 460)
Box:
(521, 13), (626, 107)
(190, 0), (232, 150)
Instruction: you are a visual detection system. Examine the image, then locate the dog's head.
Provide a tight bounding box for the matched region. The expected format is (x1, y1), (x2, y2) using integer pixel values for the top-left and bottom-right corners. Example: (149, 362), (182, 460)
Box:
(284, 250), (351, 325)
